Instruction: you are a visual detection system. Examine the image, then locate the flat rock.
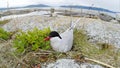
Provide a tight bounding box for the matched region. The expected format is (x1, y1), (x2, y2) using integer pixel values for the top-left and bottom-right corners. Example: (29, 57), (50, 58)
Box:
(46, 59), (104, 68)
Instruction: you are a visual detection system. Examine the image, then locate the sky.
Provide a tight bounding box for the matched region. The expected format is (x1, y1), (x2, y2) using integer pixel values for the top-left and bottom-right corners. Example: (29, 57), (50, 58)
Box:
(0, 0), (120, 12)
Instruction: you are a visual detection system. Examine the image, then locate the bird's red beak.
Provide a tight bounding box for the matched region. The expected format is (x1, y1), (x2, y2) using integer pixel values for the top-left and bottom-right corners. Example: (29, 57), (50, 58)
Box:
(44, 36), (50, 41)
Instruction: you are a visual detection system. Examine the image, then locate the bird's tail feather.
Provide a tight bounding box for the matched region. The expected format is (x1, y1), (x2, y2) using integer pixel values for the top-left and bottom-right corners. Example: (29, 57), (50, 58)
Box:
(69, 18), (81, 30)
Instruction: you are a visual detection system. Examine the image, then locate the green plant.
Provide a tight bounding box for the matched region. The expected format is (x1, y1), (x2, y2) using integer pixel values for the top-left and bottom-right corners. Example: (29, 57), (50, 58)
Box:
(0, 20), (10, 26)
(13, 27), (51, 54)
(0, 28), (10, 40)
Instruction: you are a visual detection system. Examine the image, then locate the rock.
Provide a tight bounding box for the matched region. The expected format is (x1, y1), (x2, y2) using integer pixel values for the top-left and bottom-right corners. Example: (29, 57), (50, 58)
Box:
(2, 15), (71, 32)
(84, 21), (120, 48)
(80, 63), (104, 68)
(46, 59), (104, 68)
(98, 13), (114, 22)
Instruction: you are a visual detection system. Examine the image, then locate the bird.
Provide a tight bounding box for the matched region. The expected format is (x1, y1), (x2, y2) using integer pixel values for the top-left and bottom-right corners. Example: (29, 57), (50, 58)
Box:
(44, 18), (81, 52)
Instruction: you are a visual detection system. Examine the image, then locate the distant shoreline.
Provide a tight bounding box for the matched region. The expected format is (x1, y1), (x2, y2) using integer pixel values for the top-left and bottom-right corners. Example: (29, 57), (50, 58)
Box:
(0, 5), (119, 13)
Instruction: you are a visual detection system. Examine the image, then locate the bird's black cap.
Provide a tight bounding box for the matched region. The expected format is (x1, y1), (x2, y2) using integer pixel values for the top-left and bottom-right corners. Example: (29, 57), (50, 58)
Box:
(49, 31), (62, 39)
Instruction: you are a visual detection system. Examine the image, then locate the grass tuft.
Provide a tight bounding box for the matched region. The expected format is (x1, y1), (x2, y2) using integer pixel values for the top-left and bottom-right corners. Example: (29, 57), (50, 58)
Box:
(0, 20), (10, 26)
(0, 28), (11, 40)
(73, 29), (120, 67)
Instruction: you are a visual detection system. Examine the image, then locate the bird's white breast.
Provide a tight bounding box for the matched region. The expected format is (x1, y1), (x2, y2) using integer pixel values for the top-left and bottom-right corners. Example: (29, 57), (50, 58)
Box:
(50, 29), (73, 52)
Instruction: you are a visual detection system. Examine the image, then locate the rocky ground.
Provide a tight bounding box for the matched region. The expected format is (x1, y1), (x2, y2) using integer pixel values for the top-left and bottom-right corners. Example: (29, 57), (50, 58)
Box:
(2, 14), (120, 48)
(0, 11), (120, 68)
